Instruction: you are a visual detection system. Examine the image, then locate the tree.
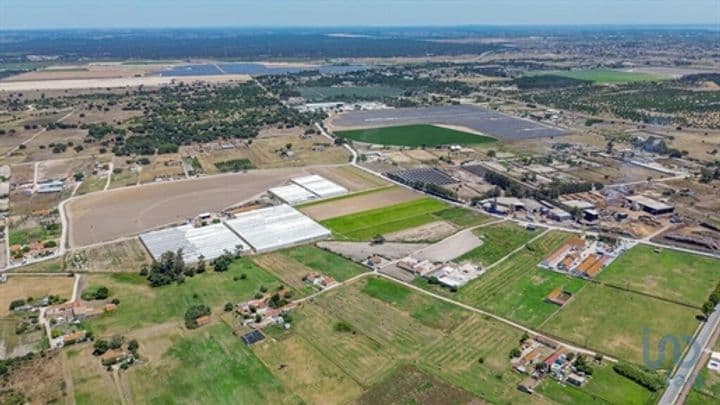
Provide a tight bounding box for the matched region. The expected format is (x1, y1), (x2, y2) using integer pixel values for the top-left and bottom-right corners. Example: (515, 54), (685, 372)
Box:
(128, 339), (139, 352)
(93, 339), (109, 355)
(224, 302), (234, 312)
(184, 304), (211, 329)
(509, 348), (521, 358)
(702, 301), (715, 318)
(109, 335), (124, 350)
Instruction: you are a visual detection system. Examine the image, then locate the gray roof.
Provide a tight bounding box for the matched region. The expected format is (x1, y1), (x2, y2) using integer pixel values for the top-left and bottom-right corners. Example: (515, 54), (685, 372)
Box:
(140, 222), (248, 262)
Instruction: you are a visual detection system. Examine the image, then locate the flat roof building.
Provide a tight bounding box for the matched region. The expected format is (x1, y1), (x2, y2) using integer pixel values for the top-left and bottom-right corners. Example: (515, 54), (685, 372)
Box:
(268, 184), (318, 205)
(627, 195), (674, 215)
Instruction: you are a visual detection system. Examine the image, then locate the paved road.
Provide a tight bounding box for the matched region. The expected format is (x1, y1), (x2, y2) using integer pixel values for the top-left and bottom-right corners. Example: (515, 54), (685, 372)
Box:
(660, 303), (720, 405)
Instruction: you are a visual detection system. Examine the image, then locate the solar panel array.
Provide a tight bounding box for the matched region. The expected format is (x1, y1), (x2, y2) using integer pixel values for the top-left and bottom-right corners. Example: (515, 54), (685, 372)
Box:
(461, 164), (487, 178)
(241, 330), (265, 345)
(388, 168), (457, 186)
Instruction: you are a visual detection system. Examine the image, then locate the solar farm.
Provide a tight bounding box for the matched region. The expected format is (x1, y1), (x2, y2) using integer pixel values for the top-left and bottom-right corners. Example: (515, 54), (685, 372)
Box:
(387, 168), (458, 186)
(331, 105), (566, 141)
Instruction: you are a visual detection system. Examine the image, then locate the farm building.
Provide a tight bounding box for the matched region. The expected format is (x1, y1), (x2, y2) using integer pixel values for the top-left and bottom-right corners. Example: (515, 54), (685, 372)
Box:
(291, 175), (348, 198)
(626, 195), (674, 215)
(269, 184), (318, 205)
(225, 204), (331, 253)
(140, 222), (248, 262)
(36, 180), (64, 193)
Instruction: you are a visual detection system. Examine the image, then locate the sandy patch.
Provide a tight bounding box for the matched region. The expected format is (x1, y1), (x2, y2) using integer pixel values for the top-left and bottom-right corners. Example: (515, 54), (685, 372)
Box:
(385, 220), (458, 243)
(317, 241), (428, 262)
(0, 74), (251, 92)
(413, 228), (483, 262)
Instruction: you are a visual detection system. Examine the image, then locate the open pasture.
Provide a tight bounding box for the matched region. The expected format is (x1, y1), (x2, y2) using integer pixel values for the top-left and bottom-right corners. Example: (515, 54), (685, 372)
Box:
(300, 186), (419, 221)
(457, 222), (542, 266)
(542, 283), (700, 369)
(335, 124), (495, 147)
(596, 244), (720, 307)
(83, 258), (288, 335)
(65, 239), (150, 273)
(526, 68), (664, 84)
(320, 197), (451, 240)
(0, 275), (74, 317)
(282, 245), (369, 282)
(456, 231), (586, 327)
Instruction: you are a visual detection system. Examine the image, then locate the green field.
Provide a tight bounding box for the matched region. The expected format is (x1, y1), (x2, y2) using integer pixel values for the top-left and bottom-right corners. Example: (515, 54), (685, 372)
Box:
(126, 323), (296, 404)
(76, 174), (108, 195)
(334, 124), (496, 147)
(596, 245), (720, 307)
(536, 362), (659, 405)
(320, 197), (450, 241)
(526, 69), (664, 84)
(282, 245), (369, 282)
(298, 86), (404, 100)
(456, 222), (542, 266)
(542, 283), (700, 369)
(432, 207), (491, 227)
(455, 231), (587, 327)
(83, 258), (289, 335)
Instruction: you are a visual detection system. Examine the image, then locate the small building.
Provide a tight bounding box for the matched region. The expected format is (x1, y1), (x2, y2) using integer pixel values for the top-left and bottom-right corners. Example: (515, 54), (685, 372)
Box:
(566, 373), (587, 387)
(62, 330), (87, 346)
(36, 180), (64, 193)
(583, 209), (599, 222)
(545, 288), (572, 306)
(549, 208), (572, 221)
(518, 377), (540, 394)
(101, 350), (130, 366)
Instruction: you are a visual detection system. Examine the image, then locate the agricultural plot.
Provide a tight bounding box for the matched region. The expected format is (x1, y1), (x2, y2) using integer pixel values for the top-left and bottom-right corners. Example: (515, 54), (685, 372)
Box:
(308, 165), (389, 192)
(0, 318), (46, 359)
(320, 197), (450, 240)
(456, 231), (586, 327)
(300, 186), (418, 221)
(252, 253), (316, 294)
(457, 222), (542, 266)
(281, 245), (369, 282)
(335, 124), (495, 147)
(126, 323), (295, 404)
(596, 244), (720, 307)
(0, 275), (74, 317)
(536, 362), (659, 405)
(6, 257), (64, 273)
(431, 206), (491, 227)
(388, 167), (457, 186)
(64, 239), (150, 273)
(65, 345), (120, 405)
(83, 258), (289, 335)
(355, 365), (477, 405)
(0, 351), (70, 404)
(526, 68), (663, 84)
(107, 167), (138, 189)
(76, 173), (108, 195)
(542, 283), (700, 369)
(252, 333), (364, 403)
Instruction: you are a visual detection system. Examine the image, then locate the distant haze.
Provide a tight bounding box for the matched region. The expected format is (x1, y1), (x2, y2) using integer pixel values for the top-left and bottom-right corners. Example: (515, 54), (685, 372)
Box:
(1, 0), (717, 30)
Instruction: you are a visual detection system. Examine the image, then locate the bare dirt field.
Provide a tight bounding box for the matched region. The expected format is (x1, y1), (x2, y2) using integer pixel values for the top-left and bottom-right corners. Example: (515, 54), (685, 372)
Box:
(385, 220), (458, 243)
(9, 163), (34, 185)
(0, 74), (251, 92)
(317, 241), (428, 262)
(66, 166), (310, 247)
(307, 165), (389, 191)
(300, 186), (420, 221)
(413, 228), (483, 262)
(138, 154), (186, 183)
(0, 275), (74, 317)
(65, 239), (151, 273)
(38, 157), (95, 182)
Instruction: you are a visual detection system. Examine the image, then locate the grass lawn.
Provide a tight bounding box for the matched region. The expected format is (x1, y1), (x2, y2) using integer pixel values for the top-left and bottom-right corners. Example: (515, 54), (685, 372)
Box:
(536, 362), (659, 405)
(127, 323), (296, 404)
(282, 245), (369, 282)
(298, 86), (404, 100)
(8, 224), (60, 246)
(542, 283), (700, 369)
(8, 257), (64, 273)
(320, 197), (450, 241)
(596, 244), (720, 307)
(335, 124), (496, 147)
(83, 258), (290, 336)
(456, 231), (585, 327)
(456, 222), (542, 266)
(526, 69), (664, 84)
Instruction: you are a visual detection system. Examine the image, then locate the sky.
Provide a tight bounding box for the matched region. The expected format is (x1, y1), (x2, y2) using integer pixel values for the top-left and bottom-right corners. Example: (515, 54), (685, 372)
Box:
(1, 0), (718, 30)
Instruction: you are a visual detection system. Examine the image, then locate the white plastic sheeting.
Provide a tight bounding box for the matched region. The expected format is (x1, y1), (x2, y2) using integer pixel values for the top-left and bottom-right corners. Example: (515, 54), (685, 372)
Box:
(268, 184), (318, 205)
(225, 204), (330, 253)
(291, 175), (348, 198)
(140, 222), (248, 262)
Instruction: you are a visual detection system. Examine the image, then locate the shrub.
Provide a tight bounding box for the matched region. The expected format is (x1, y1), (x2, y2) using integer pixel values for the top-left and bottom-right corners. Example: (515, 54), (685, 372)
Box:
(184, 305), (211, 329)
(612, 363), (666, 392)
(334, 321), (354, 333)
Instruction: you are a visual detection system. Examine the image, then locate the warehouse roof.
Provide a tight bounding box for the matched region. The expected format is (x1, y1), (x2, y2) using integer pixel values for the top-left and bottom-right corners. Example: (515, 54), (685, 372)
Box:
(225, 204), (331, 253)
(140, 222), (248, 262)
(291, 175), (348, 198)
(626, 195), (674, 211)
(268, 184), (318, 205)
